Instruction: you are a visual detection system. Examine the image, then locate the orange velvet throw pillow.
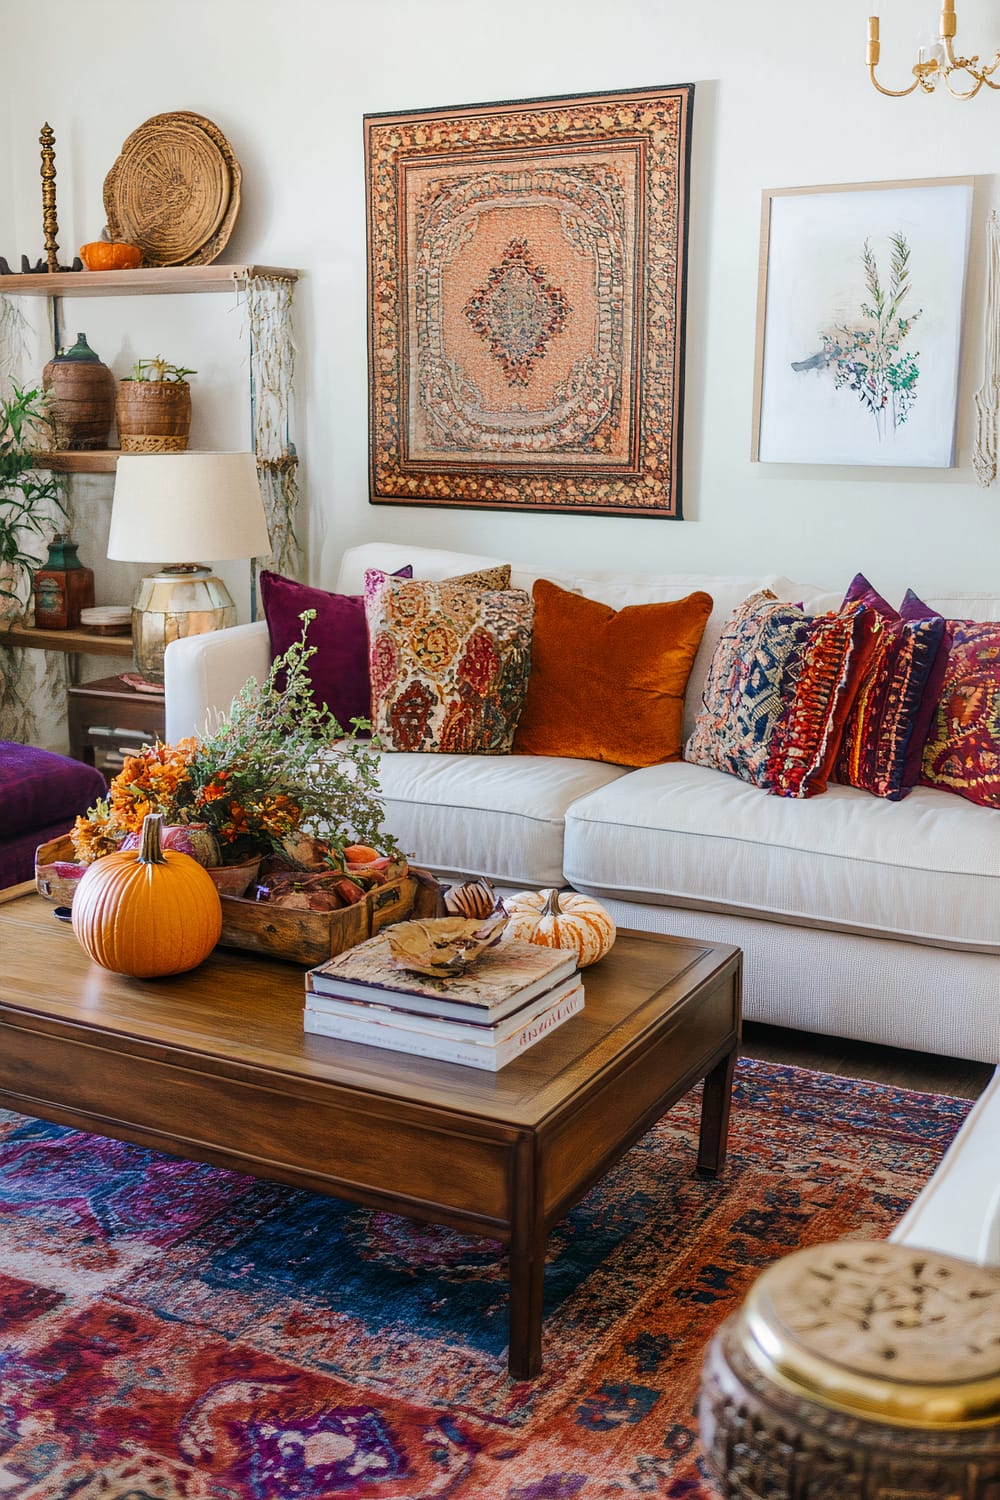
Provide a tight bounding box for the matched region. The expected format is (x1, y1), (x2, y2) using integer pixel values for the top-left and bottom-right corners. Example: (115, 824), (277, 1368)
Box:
(513, 579), (714, 766)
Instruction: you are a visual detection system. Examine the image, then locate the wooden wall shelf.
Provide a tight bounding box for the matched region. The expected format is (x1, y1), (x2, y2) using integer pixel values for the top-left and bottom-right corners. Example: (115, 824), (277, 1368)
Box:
(0, 264), (298, 298)
(35, 450), (119, 473)
(0, 620), (133, 658)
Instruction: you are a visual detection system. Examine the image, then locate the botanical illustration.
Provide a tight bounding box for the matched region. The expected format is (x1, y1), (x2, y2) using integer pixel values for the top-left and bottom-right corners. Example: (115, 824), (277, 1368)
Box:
(792, 231), (923, 440)
(755, 178), (970, 467)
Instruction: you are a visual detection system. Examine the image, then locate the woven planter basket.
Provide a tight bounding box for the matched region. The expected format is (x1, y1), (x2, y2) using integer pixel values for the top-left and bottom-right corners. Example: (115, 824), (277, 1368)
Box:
(116, 380), (191, 453)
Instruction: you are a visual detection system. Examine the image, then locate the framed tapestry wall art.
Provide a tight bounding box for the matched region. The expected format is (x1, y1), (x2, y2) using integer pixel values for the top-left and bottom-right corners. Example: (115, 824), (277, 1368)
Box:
(365, 84), (694, 518)
(752, 176), (973, 468)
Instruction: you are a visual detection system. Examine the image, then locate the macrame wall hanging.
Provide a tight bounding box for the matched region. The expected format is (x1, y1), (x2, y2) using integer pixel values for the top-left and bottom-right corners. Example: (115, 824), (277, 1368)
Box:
(973, 209), (1000, 488)
(0, 295), (69, 746)
(0, 294), (28, 384)
(244, 274), (299, 578)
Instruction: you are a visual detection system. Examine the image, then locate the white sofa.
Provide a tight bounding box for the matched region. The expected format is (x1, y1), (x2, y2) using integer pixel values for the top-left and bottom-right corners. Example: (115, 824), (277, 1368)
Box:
(165, 541), (1000, 1067)
(165, 539), (1000, 1266)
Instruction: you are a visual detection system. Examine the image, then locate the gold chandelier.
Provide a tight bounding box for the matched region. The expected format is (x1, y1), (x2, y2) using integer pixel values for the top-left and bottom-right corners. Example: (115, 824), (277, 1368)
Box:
(868, 1), (1000, 97)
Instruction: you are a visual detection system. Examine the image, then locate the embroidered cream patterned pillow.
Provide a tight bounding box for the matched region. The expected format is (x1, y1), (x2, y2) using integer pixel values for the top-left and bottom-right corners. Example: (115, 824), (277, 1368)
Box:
(364, 570), (533, 754)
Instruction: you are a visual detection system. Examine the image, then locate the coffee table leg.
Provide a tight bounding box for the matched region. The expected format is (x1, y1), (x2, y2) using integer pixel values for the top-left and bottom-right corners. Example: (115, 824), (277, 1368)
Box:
(508, 1138), (545, 1380)
(697, 1044), (737, 1177)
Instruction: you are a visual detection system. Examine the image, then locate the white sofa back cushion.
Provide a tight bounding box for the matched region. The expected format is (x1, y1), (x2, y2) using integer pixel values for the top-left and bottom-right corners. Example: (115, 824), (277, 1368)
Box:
(336, 543), (837, 740)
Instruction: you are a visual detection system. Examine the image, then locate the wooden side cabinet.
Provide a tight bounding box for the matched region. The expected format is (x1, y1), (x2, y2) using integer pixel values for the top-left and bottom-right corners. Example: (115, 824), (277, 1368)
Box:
(67, 674), (165, 772)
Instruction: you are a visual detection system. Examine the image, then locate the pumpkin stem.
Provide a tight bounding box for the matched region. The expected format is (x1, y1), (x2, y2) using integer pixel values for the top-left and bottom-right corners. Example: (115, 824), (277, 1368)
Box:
(138, 812), (168, 866)
(542, 887), (563, 917)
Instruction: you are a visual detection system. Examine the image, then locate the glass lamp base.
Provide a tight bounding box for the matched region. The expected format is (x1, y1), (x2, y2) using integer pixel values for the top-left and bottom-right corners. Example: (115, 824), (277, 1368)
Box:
(131, 565), (236, 685)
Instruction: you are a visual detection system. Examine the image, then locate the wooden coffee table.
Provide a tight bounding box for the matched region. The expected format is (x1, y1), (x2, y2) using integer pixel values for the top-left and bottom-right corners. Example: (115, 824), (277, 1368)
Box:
(0, 885), (741, 1378)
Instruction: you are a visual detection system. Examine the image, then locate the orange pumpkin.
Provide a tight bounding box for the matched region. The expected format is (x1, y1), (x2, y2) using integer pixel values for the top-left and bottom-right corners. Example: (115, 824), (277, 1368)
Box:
(71, 812), (222, 977)
(79, 241), (142, 271)
(503, 888), (616, 967)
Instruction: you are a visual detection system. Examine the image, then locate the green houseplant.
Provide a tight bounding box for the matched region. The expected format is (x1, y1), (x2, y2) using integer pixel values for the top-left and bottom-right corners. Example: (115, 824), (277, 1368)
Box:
(0, 385), (67, 615)
(116, 355), (197, 453)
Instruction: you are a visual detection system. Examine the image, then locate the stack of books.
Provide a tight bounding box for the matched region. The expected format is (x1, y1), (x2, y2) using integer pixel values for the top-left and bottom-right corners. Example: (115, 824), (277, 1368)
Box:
(304, 935), (584, 1070)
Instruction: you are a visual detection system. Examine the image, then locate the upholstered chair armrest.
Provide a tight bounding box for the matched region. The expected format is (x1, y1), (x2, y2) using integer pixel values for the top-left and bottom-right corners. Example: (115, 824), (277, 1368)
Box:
(890, 1067), (1000, 1267)
(164, 621), (271, 742)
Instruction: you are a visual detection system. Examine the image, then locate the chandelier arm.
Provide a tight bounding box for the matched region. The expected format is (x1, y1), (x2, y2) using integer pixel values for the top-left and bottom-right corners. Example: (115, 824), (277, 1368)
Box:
(868, 10), (999, 98)
(943, 68), (985, 99)
(868, 65), (921, 97)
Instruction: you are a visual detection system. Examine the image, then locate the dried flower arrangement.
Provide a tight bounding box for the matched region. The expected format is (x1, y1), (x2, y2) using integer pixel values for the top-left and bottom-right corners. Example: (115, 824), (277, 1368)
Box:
(72, 613), (401, 892)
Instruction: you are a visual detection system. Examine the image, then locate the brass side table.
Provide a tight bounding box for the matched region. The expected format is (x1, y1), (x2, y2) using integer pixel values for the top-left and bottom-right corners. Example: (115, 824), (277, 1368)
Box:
(700, 1240), (1000, 1500)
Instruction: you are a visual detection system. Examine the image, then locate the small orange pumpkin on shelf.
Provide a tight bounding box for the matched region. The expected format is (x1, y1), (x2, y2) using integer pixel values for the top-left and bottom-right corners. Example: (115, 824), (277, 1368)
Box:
(79, 240), (142, 271)
(503, 888), (616, 968)
(71, 812), (222, 978)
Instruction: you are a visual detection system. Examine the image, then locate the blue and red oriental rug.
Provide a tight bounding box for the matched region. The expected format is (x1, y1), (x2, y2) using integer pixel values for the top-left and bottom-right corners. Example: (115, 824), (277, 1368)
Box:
(0, 1059), (971, 1499)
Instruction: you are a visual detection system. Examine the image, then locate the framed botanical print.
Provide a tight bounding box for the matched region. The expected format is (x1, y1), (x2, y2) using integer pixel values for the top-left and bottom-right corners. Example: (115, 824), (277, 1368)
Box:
(752, 176), (973, 467)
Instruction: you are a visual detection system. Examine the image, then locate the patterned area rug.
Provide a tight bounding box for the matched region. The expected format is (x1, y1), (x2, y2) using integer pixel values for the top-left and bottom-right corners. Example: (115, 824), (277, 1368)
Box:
(0, 1059), (971, 1499)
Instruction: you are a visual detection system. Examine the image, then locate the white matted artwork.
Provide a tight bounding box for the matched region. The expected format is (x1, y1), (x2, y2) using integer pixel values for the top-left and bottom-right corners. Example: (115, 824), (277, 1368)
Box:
(752, 177), (973, 467)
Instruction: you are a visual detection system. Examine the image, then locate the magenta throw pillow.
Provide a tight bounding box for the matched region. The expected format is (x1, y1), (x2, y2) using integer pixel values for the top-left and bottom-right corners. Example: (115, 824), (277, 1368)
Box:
(260, 567), (412, 731)
(897, 587), (954, 769)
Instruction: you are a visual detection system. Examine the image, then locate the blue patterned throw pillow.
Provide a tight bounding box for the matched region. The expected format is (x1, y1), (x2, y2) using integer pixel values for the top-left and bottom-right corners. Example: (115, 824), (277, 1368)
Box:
(684, 589), (815, 787)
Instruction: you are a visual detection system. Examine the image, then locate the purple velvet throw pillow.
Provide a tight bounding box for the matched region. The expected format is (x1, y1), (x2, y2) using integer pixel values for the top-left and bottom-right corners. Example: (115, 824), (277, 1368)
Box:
(260, 567), (412, 731)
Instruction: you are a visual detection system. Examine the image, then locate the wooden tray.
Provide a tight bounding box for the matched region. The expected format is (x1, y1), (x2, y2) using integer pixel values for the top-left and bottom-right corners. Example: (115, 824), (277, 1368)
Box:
(36, 834), (445, 966)
(216, 867), (445, 965)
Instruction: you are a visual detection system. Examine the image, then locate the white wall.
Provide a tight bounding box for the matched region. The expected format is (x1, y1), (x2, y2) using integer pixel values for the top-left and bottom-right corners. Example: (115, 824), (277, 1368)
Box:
(3, 0), (1000, 610)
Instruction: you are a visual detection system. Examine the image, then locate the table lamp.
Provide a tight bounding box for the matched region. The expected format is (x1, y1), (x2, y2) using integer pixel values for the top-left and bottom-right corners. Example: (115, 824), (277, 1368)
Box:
(107, 451), (271, 685)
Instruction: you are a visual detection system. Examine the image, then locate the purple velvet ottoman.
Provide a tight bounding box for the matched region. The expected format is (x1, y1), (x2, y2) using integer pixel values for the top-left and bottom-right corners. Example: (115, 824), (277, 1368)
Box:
(0, 743), (107, 890)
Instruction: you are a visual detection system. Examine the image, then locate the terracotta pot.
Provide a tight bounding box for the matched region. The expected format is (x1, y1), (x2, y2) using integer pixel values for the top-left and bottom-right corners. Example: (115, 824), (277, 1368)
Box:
(115, 380), (192, 453)
(42, 332), (115, 450)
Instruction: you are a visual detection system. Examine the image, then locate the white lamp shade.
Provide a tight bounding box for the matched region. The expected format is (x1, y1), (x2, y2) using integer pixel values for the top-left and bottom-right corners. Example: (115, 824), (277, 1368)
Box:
(107, 452), (271, 563)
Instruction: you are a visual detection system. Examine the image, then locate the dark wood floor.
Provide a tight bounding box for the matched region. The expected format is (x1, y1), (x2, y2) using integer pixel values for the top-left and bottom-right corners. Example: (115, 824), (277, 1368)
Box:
(742, 1021), (994, 1100)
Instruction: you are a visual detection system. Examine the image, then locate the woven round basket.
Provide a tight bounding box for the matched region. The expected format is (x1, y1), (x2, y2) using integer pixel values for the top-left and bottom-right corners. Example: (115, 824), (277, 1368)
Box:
(116, 381), (191, 453)
(103, 111), (241, 268)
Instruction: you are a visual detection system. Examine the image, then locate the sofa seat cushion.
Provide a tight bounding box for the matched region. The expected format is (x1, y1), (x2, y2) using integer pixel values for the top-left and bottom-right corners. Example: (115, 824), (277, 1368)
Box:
(563, 760), (1000, 952)
(374, 751), (631, 886)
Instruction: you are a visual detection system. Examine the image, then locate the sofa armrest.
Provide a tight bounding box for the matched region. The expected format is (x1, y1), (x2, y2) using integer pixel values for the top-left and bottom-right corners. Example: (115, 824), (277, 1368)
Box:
(164, 621), (271, 741)
(890, 1066), (1000, 1266)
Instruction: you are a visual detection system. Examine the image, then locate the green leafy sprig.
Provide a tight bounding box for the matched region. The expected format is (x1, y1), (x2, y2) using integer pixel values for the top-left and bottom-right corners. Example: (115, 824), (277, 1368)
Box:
(189, 610), (400, 864)
(0, 385), (67, 601)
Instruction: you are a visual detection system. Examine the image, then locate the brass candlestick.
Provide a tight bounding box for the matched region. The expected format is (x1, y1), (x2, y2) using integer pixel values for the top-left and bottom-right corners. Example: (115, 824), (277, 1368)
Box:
(39, 122), (59, 273)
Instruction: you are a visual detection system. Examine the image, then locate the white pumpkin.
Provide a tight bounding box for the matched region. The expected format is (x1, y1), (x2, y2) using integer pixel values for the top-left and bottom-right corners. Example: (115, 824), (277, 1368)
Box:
(503, 888), (616, 967)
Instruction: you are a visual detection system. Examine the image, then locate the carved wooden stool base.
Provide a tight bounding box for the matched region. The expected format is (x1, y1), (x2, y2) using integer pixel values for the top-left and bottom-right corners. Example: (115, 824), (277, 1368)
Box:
(699, 1241), (1000, 1500)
